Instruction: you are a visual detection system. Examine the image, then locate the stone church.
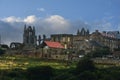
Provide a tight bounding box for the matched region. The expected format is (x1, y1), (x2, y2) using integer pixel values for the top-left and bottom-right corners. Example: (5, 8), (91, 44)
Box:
(23, 25), (37, 48)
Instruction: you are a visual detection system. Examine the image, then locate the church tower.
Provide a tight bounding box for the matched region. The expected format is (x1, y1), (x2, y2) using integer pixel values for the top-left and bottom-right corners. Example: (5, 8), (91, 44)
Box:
(80, 28), (86, 36)
(77, 27), (90, 36)
(23, 25), (37, 47)
(86, 29), (90, 35)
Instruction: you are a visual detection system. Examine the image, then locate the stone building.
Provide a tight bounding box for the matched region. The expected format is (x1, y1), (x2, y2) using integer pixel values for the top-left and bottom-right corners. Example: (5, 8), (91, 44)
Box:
(77, 28), (89, 36)
(73, 39), (104, 54)
(73, 28), (90, 42)
(73, 29), (120, 53)
(50, 28), (93, 54)
(10, 42), (23, 50)
(90, 30), (119, 51)
(41, 41), (67, 60)
(51, 34), (73, 49)
(72, 28), (90, 54)
(8, 25), (120, 59)
(23, 25), (37, 48)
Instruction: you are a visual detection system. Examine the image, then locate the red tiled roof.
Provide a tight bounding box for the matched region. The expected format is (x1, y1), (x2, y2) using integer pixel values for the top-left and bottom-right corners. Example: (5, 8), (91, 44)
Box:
(44, 41), (64, 49)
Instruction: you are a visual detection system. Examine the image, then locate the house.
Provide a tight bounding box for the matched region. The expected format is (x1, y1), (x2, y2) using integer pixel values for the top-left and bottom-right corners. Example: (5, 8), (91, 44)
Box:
(90, 30), (119, 51)
(43, 41), (64, 49)
(51, 34), (73, 49)
(41, 41), (69, 60)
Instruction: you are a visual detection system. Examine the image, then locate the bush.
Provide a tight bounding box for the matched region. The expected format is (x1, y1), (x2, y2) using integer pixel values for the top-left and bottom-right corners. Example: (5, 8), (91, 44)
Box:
(77, 71), (97, 80)
(7, 68), (25, 78)
(53, 73), (72, 80)
(0, 68), (27, 80)
(92, 47), (111, 57)
(27, 66), (54, 80)
(0, 48), (5, 55)
(76, 57), (96, 74)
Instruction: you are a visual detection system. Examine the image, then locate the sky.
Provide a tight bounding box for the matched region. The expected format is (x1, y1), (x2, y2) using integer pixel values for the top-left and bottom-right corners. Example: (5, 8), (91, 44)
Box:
(0, 0), (120, 45)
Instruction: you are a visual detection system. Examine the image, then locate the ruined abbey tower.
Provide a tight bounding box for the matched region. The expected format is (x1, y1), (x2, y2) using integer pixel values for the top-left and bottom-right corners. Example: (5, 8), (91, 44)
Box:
(23, 25), (37, 48)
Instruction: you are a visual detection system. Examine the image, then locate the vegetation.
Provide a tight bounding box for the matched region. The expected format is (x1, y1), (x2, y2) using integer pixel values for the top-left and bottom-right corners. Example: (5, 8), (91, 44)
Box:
(0, 55), (70, 69)
(27, 66), (54, 80)
(92, 47), (111, 57)
(76, 57), (96, 73)
(0, 55), (120, 80)
(0, 48), (5, 55)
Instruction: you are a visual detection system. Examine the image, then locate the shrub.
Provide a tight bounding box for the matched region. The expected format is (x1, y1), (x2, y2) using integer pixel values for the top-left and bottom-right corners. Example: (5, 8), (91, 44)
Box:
(76, 57), (96, 74)
(0, 48), (5, 55)
(77, 71), (97, 80)
(27, 66), (54, 80)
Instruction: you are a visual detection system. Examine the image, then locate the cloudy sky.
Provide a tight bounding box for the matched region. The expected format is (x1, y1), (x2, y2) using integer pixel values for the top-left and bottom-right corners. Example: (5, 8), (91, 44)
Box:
(0, 0), (120, 45)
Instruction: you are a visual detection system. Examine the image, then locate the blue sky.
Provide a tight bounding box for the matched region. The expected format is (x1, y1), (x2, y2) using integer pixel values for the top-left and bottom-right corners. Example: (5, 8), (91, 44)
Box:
(0, 0), (119, 21)
(0, 0), (120, 44)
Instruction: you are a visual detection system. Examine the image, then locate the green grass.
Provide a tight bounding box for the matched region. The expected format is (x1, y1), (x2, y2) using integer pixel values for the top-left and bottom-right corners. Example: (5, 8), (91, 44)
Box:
(0, 55), (76, 80)
(0, 55), (75, 70)
(1, 55), (120, 80)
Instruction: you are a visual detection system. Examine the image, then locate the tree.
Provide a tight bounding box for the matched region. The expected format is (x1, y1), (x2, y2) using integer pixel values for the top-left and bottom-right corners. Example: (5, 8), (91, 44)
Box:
(76, 57), (96, 74)
(92, 47), (111, 57)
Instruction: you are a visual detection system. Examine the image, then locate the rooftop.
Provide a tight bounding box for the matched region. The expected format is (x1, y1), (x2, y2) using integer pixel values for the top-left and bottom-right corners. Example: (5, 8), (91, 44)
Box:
(44, 41), (64, 49)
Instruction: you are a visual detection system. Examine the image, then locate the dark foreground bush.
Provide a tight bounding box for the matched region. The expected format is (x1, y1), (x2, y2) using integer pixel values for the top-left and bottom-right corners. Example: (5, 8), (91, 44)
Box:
(27, 66), (54, 80)
(0, 68), (27, 80)
(76, 57), (96, 74)
(0, 48), (5, 55)
(77, 71), (97, 80)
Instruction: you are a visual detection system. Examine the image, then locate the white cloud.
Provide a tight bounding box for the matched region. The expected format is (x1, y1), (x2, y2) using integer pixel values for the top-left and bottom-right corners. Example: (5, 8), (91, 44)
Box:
(24, 15), (38, 24)
(37, 8), (45, 12)
(2, 15), (38, 24)
(2, 16), (22, 23)
(45, 15), (66, 24)
(44, 15), (70, 33)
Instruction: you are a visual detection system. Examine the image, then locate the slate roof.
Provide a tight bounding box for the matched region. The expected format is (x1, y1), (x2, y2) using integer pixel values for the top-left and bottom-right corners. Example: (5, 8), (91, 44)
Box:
(89, 40), (104, 47)
(101, 31), (120, 39)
